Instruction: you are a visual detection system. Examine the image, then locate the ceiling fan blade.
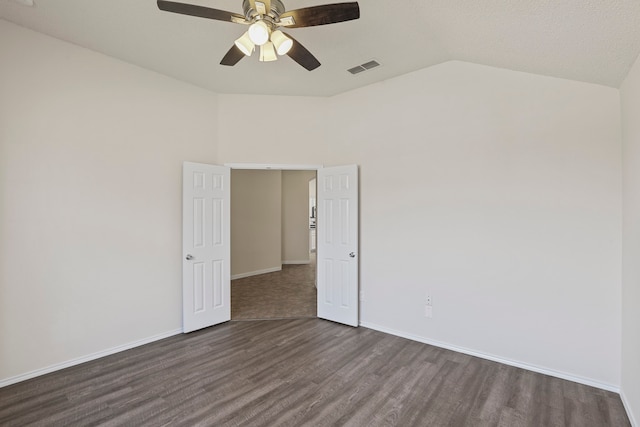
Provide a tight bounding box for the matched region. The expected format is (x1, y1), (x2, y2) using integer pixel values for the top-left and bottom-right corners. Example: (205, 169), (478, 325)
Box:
(279, 2), (359, 28)
(284, 33), (321, 71)
(220, 45), (246, 66)
(157, 0), (245, 23)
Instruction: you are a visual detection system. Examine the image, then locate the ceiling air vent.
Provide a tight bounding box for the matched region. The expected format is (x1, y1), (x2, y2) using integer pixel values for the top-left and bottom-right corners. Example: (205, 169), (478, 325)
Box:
(348, 60), (380, 75)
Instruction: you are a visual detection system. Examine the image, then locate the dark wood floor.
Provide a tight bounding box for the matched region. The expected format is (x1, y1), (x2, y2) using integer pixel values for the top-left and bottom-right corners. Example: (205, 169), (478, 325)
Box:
(231, 256), (316, 320)
(0, 319), (630, 426)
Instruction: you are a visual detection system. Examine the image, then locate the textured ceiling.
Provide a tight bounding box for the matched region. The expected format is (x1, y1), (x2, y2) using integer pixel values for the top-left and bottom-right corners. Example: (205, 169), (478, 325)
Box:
(1, 0), (640, 96)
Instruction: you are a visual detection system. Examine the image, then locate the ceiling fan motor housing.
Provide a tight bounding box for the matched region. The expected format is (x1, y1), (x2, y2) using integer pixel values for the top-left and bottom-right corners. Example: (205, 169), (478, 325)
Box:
(242, 0), (285, 22)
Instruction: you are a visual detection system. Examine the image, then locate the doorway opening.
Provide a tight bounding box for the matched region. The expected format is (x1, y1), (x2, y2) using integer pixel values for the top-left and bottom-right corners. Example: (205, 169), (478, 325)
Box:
(229, 168), (318, 320)
(182, 162), (358, 332)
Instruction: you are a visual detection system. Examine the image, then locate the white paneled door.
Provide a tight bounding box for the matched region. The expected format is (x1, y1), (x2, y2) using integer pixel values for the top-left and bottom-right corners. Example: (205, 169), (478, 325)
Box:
(317, 165), (359, 327)
(182, 162), (231, 333)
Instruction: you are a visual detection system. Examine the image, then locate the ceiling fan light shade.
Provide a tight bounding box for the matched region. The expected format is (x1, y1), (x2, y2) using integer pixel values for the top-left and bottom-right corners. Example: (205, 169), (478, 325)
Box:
(248, 20), (270, 46)
(271, 30), (293, 55)
(234, 31), (255, 56)
(259, 42), (278, 62)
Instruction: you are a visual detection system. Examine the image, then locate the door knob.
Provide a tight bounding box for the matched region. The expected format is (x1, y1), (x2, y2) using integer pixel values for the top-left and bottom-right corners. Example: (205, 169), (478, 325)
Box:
(185, 254), (194, 260)
(349, 252), (356, 258)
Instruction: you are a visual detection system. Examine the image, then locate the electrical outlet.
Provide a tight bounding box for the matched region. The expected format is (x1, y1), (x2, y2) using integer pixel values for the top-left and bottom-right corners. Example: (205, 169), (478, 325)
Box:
(426, 293), (432, 306)
(424, 305), (433, 318)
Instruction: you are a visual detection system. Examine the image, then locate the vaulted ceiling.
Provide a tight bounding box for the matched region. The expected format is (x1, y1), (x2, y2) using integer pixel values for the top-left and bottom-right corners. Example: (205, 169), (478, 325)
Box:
(2, 0), (640, 97)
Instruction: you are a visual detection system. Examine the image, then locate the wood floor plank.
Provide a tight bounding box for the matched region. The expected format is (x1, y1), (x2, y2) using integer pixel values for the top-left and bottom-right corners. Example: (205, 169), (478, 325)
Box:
(231, 259), (316, 320)
(0, 319), (631, 426)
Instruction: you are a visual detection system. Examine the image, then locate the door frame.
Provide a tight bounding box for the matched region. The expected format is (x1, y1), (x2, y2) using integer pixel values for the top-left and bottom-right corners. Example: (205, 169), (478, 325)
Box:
(224, 163), (359, 327)
(225, 163), (323, 171)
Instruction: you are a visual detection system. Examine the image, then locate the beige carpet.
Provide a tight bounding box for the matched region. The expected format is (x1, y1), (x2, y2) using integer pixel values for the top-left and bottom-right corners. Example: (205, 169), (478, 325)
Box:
(231, 257), (317, 320)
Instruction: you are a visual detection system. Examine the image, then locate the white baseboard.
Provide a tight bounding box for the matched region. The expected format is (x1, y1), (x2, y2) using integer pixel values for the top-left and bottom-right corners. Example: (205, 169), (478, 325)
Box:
(621, 389), (638, 427)
(0, 328), (182, 389)
(231, 266), (282, 280)
(359, 321), (619, 393)
(282, 260), (311, 265)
